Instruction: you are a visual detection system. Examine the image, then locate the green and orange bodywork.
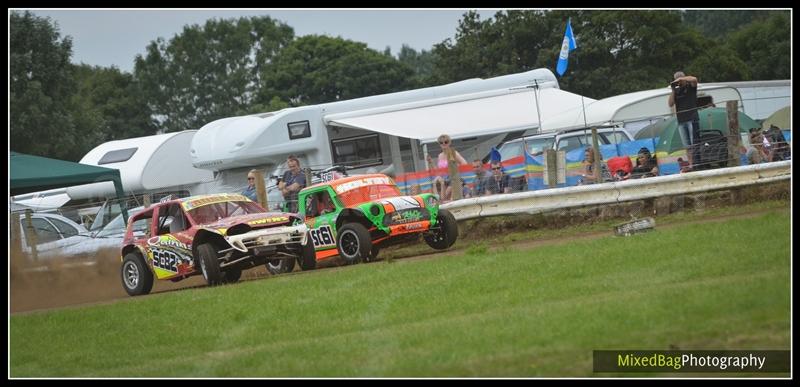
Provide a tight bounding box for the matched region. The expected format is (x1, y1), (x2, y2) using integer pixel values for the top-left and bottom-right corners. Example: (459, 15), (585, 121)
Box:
(298, 174), (441, 262)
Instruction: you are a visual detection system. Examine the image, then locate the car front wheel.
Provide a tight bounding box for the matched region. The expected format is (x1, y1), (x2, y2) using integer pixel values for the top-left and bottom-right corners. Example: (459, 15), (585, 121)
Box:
(121, 252), (154, 296)
(424, 209), (459, 250)
(197, 243), (223, 286)
(337, 223), (372, 265)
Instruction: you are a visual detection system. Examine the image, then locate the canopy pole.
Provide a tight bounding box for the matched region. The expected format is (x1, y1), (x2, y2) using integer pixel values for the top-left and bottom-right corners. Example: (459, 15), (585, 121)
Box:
(112, 176), (129, 225)
(533, 80), (544, 134)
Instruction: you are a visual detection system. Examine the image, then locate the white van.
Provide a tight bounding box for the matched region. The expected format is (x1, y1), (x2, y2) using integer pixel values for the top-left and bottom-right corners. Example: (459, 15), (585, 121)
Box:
(497, 126), (634, 161)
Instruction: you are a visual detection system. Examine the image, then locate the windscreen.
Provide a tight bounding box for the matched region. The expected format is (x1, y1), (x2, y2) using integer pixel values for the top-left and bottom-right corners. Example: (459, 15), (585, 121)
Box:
(337, 184), (401, 207)
(188, 201), (264, 225)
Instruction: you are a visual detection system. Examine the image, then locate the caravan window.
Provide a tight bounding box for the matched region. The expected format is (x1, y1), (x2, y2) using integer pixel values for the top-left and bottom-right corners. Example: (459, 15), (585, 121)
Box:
(98, 148), (137, 164)
(288, 121), (311, 139)
(331, 134), (383, 168)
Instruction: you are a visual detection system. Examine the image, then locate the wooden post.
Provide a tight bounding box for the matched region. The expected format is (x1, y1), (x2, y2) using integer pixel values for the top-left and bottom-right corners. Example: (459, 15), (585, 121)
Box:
(726, 100), (741, 167)
(544, 149), (557, 188)
(447, 148), (462, 200)
(24, 209), (38, 261)
(254, 170), (267, 209)
(10, 212), (24, 266)
(591, 128), (602, 183)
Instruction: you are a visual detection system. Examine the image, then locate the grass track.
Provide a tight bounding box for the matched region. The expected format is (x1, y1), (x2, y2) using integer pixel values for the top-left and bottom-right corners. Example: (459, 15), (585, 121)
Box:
(10, 207), (790, 377)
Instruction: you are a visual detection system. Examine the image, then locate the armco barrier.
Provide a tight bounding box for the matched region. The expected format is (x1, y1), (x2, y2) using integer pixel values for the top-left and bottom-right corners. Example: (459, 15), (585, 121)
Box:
(441, 161), (791, 220)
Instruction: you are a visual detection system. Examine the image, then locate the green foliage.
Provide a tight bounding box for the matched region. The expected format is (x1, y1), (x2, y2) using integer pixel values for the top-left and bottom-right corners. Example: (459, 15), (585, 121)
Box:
(682, 10), (781, 38)
(397, 45), (438, 87)
(433, 10), (788, 99)
(133, 16), (295, 132)
(727, 12), (790, 81)
(257, 35), (416, 106)
(71, 64), (157, 145)
(10, 11), (79, 160)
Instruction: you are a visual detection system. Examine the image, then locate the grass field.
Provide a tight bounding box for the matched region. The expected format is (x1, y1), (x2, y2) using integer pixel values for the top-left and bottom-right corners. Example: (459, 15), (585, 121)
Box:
(10, 205), (790, 377)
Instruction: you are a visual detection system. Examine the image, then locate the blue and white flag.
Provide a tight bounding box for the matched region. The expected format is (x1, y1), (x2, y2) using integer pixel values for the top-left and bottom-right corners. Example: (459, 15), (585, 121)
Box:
(556, 19), (577, 77)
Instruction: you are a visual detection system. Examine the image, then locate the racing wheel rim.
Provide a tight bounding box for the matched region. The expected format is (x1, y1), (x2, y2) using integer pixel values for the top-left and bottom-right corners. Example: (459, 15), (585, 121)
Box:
(123, 261), (139, 289)
(339, 229), (360, 259)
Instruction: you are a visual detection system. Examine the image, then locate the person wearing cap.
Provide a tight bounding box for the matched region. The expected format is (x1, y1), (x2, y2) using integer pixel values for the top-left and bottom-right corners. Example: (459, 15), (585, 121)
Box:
(668, 71), (700, 167)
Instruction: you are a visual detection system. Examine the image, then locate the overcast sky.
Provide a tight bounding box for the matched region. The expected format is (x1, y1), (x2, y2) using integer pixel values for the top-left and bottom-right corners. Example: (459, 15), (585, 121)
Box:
(24, 9), (500, 73)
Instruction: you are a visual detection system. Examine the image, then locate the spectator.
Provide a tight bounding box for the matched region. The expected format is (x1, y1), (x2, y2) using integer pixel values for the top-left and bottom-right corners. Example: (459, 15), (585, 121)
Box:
(410, 184), (422, 195)
(279, 155), (307, 213)
(677, 157), (691, 173)
(426, 134), (468, 201)
(241, 169), (258, 201)
(766, 124), (790, 161)
(631, 147), (659, 178)
(747, 129), (770, 164)
(579, 147), (611, 185)
(484, 161), (511, 195)
(668, 71), (700, 167)
(468, 159), (489, 197)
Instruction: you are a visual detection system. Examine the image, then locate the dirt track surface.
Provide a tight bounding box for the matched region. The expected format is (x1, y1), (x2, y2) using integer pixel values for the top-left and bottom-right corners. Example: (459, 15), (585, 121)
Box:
(9, 208), (782, 314)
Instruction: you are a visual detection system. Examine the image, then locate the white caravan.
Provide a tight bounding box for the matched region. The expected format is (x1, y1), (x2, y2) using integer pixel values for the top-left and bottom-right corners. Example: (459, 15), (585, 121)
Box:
(190, 68), (595, 208)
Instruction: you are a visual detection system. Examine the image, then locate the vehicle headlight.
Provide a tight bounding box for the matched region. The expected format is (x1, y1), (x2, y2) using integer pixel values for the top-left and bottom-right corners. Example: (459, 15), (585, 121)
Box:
(370, 204), (381, 216)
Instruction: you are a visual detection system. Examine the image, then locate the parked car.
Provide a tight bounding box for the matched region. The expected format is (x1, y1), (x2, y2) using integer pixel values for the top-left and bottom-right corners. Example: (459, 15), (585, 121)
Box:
(15, 212), (91, 259)
(292, 173), (458, 269)
(58, 206), (147, 257)
(119, 193), (308, 296)
(497, 126), (634, 161)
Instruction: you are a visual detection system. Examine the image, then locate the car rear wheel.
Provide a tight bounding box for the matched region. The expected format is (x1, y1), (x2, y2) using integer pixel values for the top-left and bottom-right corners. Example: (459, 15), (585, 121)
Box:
(267, 257), (296, 275)
(337, 223), (372, 265)
(424, 209), (459, 250)
(197, 243), (223, 286)
(223, 268), (242, 283)
(121, 252), (153, 296)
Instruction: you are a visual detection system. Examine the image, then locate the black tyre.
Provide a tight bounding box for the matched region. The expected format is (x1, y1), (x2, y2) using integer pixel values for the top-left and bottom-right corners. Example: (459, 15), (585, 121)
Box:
(267, 257), (296, 275)
(121, 252), (154, 296)
(424, 209), (459, 250)
(297, 235), (317, 271)
(337, 223), (372, 265)
(197, 243), (223, 286)
(365, 245), (380, 263)
(223, 268), (242, 284)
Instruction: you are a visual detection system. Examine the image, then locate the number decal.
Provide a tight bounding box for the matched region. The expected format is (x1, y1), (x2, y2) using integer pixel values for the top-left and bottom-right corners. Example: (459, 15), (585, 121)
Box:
(309, 225), (335, 248)
(151, 248), (180, 272)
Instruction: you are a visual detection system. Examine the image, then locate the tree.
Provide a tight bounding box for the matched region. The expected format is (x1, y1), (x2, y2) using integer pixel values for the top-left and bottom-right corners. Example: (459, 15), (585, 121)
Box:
(133, 16), (295, 133)
(727, 12), (790, 81)
(397, 45), (438, 87)
(682, 10), (780, 39)
(432, 10), (714, 99)
(10, 11), (79, 160)
(257, 35), (416, 106)
(71, 64), (157, 145)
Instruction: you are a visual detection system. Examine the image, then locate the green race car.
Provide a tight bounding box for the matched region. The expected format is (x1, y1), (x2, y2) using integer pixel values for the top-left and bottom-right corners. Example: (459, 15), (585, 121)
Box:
(285, 173), (458, 270)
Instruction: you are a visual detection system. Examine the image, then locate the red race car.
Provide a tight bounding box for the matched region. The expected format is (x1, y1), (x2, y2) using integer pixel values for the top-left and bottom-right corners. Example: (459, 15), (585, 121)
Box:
(119, 193), (309, 296)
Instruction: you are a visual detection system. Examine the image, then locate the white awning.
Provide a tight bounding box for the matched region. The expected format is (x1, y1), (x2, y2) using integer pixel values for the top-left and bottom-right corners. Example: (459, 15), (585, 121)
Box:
(324, 87), (595, 144)
(543, 85), (744, 132)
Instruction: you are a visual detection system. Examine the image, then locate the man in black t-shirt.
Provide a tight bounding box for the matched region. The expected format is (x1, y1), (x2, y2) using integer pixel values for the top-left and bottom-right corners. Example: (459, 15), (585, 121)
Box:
(668, 71), (699, 168)
(279, 155), (306, 213)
